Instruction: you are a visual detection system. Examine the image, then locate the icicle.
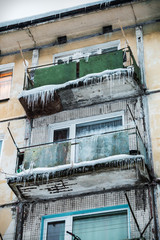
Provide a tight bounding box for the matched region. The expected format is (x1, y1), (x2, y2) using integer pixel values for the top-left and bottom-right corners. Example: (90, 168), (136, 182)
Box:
(23, 178), (26, 187)
(85, 53), (90, 62)
(29, 161), (34, 174)
(34, 173), (37, 184)
(46, 172), (49, 184)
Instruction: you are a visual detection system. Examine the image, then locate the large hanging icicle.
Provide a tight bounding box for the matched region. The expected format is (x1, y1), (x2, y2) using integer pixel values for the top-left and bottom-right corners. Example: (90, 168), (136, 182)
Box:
(18, 67), (134, 110)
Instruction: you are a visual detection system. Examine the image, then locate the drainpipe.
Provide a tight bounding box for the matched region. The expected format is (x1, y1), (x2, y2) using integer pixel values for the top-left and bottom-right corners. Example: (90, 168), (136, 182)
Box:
(15, 203), (24, 240)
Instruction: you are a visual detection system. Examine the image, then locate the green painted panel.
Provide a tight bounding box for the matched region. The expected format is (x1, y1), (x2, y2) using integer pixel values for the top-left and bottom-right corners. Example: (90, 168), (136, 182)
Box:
(76, 131), (129, 162)
(23, 142), (71, 169)
(33, 62), (77, 88)
(79, 50), (124, 77)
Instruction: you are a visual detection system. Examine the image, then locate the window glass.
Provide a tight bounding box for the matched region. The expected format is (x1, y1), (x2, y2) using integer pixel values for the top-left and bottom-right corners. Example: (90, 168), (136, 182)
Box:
(47, 221), (65, 240)
(0, 71), (12, 100)
(54, 128), (69, 141)
(76, 116), (122, 137)
(73, 212), (128, 240)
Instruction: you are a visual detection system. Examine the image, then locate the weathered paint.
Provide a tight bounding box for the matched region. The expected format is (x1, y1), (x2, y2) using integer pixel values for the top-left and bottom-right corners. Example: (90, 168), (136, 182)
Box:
(77, 131), (129, 162)
(23, 141), (71, 169)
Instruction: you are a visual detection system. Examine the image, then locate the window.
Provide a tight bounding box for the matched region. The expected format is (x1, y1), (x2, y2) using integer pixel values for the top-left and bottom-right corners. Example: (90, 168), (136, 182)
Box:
(53, 40), (120, 64)
(0, 63), (14, 101)
(49, 112), (124, 164)
(54, 128), (69, 141)
(41, 205), (130, 240)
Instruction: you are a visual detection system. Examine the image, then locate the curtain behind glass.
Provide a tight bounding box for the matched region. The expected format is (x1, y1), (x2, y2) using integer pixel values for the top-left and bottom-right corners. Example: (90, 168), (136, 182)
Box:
(76, 117), (122, 137)
(73, 212), (128, 240)
(0, 72), (12, 100)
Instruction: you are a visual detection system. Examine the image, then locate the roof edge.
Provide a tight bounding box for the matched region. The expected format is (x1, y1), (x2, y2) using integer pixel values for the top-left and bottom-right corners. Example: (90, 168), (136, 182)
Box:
(0, 0), (141, 33)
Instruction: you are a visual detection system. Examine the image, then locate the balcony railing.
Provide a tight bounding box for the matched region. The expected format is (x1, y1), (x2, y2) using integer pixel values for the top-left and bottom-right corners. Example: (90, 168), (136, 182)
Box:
(24, 47), (141, 90)
(17, 127), (147, 172)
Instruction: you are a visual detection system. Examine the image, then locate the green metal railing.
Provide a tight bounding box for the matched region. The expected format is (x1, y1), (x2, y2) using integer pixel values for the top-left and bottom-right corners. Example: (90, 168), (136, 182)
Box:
(24, 47), (141, 90)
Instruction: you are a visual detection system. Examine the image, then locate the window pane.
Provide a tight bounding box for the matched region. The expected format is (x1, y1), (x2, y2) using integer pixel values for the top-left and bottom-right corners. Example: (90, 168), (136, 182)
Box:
(54, 128), (69, 141)
(73, 212), (128, 240)
(47, 221), (65, 240)
(76, 116), (122, 137)
(0, 71), (12, 100)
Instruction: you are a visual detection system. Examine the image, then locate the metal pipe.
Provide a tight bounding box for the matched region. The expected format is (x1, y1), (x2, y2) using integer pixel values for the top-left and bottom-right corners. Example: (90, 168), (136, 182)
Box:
(18, 127), (136, 150)
(125, 192), (142, 235)
(7, 123), (20, 153)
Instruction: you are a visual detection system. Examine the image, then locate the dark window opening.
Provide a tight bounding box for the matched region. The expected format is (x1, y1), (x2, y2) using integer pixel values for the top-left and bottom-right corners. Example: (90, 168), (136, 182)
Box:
(57, 36), (67, 45)
(54, 128), (69, 141)
(102, 25), (112, 34)
(17, 152), (24, 173)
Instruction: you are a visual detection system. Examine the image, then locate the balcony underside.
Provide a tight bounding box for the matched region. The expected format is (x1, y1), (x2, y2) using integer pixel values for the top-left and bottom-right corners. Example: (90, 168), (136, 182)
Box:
(8, 155), (149, 201)
(19, 68), (142, 118)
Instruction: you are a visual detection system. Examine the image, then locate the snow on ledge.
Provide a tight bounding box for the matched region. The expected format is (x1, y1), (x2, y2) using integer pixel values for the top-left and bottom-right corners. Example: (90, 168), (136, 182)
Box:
(8, 154), (144, 180)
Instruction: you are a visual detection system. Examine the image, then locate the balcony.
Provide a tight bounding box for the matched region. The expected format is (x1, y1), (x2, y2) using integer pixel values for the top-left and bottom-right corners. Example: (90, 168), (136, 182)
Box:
(18, 47), (142, 118)
(18, 127), (147, 171)
(7, 127), (149, 200)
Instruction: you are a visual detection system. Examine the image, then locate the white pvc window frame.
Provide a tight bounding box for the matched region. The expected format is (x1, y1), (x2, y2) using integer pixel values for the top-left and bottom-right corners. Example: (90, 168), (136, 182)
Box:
(49, 111), (124, 164)
(53, 40), (120, 63)
(42, 206), (130, 240)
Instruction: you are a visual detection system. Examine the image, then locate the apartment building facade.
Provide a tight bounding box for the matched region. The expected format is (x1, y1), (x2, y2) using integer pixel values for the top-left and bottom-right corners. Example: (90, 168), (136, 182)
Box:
(0, 0), (160, 239)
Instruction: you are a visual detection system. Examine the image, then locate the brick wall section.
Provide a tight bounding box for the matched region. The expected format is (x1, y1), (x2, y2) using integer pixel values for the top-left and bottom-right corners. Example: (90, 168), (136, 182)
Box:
(22, 188), (154, 240)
